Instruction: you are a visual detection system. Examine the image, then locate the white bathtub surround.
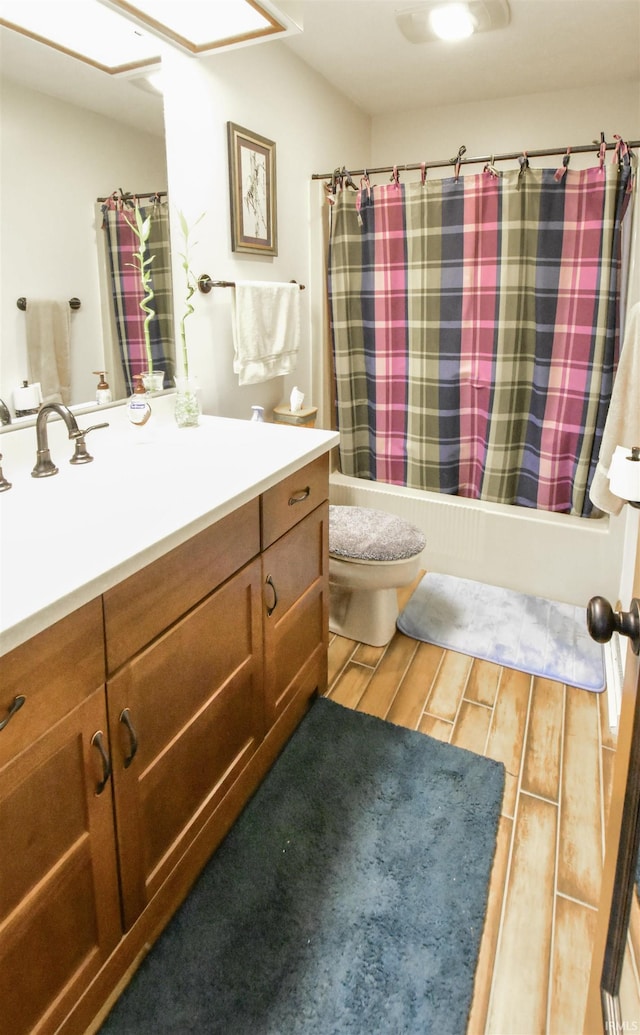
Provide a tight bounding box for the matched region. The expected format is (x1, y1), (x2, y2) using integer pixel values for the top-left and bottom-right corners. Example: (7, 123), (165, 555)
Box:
(330, 471), (631, 608)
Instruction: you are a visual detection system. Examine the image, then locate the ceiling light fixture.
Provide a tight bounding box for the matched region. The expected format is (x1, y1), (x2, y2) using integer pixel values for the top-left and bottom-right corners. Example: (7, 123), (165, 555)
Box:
(429, 3), (475, 40)
(396, 0), (510, 44)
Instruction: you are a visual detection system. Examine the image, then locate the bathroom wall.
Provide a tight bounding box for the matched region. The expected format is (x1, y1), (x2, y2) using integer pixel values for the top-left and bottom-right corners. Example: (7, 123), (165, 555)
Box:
(162, 43), (638, 423)
(370, 81), (639, 174)
(161, 40), (370, 421)
(0, 80), (167, 408)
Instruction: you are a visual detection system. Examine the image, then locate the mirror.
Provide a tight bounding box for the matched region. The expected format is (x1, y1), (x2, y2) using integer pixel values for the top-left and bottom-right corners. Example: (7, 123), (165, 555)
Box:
(0, 24), (174, 421)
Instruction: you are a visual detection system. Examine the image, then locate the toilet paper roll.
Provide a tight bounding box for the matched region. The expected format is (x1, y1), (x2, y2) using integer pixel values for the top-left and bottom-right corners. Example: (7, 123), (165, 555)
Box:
(13, 384), (41, 411)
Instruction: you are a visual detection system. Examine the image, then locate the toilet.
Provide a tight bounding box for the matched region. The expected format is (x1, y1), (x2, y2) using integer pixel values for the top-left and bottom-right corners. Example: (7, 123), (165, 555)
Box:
(329, 505), (426, 647)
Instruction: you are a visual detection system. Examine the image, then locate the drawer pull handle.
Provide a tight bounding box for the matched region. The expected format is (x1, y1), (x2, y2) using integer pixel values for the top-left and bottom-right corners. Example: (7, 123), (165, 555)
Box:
(265, 574), (278, 617)
(288, 486), (310, 506)
(0, 695), (26, 732)
(120, 708), (139, 768)
(91, 731), (112, 795)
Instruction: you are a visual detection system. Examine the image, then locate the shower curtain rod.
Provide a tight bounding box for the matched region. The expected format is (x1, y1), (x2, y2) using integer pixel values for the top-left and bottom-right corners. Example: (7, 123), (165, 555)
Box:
(311, 139), (640, 181)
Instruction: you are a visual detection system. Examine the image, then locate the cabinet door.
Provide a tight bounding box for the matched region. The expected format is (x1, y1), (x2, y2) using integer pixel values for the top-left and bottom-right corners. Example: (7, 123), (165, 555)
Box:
(0, 688), (121, 1035)
(263, 502), (329, 726)
(108, 558), (264, 930)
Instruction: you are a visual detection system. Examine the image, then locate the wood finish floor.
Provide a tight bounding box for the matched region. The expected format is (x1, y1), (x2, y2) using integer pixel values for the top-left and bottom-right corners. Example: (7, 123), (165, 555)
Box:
(324, 577), (621, 1035)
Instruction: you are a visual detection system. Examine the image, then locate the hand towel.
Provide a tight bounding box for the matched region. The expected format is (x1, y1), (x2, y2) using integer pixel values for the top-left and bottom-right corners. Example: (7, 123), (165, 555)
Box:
(589, 301), (640, 514)
(25, 299), (71, 405)
(231, 281), (300, 386)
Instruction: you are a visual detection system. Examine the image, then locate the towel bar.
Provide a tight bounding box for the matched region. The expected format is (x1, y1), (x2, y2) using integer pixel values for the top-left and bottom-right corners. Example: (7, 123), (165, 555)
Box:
(17, 297), (81, 311)
(197, 276), (305, 294)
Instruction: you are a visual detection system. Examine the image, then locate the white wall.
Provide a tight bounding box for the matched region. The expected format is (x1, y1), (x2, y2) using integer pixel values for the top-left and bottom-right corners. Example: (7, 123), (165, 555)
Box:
(161, 40), (370, 420)
(371, 81), (639, 174)
(0, 80), (167, 409)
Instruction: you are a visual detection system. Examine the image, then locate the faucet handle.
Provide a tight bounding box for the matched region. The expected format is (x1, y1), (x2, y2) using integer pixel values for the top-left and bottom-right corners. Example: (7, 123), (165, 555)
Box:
(70, 422), (109, 465)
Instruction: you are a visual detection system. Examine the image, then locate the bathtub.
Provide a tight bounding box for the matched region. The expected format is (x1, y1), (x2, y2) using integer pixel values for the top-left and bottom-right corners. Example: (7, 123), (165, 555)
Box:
(329, 470), (630, 607)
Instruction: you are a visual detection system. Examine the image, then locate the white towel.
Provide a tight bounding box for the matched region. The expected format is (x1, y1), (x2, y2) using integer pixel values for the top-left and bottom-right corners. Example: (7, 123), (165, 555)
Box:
(231, 281), (300, 386)
(25, 299), (71, 405)
(589, 301), (640, 514)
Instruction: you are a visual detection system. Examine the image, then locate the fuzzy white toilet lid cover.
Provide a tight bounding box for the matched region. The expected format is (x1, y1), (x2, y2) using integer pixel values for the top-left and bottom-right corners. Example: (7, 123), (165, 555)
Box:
(329, 506), (426, 562)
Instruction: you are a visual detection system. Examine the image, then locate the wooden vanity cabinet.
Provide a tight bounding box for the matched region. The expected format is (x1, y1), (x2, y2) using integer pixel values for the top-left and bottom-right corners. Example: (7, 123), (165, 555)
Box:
(262, 504), (329, 724)
(107, 556), (264, 930)
(0, 453), (331, 1035)
(0, 601), (120, 1035)
(261, 455), (330, 725)
(102, 499), (263, 931)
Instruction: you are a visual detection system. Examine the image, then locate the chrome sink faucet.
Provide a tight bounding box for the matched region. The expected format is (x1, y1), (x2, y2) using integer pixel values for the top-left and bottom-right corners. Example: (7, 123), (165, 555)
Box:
(31, 403), (108, 478)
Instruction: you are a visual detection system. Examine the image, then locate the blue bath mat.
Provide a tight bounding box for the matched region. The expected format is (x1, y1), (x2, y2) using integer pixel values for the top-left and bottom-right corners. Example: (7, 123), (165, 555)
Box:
(397, 572), (605, 692)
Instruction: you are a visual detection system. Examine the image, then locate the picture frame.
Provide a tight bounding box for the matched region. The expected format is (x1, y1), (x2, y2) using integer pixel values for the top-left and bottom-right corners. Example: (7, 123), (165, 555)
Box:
(227, 122), (277, 256)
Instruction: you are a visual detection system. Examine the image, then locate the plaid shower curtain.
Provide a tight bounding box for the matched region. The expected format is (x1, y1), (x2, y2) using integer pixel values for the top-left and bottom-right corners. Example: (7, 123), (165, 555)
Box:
(101, 196), (175, 395)
(328, 161), (633, 516)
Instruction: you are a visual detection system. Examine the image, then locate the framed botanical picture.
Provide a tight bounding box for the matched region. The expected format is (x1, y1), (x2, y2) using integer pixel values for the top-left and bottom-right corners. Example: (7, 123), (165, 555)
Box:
(227, 122), (277, 256)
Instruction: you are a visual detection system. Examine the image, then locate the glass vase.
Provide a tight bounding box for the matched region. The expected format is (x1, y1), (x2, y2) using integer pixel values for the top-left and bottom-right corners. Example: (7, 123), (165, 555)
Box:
(141, 370), (165, 392)
(174, 376), (201, 428)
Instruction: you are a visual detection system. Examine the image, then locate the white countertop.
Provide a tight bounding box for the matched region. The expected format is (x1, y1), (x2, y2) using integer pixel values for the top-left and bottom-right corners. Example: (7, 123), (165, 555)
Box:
(0, 398), (338, 657)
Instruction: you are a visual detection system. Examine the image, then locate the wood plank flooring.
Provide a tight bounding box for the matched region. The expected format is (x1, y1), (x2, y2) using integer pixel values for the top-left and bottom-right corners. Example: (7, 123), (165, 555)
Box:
(325, 577), (618, 1034)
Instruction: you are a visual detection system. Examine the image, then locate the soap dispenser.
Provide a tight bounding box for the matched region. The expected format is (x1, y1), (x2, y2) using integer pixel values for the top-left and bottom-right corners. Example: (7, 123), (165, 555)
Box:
(94, 371), (112, 406)
(127, 375), (152, 426)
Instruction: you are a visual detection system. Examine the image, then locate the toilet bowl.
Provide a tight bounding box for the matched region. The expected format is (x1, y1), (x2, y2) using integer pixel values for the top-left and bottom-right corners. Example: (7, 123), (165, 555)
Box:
(329, 505), (426, 647)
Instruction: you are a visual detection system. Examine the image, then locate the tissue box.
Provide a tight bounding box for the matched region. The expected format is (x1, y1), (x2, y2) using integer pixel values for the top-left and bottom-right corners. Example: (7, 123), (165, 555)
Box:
(272, 405), (317, 428)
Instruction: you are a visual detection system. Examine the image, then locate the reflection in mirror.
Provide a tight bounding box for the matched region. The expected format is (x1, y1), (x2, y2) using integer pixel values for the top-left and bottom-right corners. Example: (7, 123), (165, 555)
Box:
(98, 191), (175, 399)
(0, 23), (174, 422)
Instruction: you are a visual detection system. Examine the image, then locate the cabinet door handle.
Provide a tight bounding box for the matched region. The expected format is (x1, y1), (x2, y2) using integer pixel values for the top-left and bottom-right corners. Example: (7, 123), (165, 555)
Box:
(0, 694), (26, 732)
(91, 731), (112, 795)
(265, 574), (278, 617)
(119, 708), (139, 768)
(288, 486), (310, 506)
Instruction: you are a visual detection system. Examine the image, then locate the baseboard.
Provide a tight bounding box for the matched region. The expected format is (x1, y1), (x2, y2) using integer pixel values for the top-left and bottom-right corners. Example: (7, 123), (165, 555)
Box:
(603, 634), (624, 732)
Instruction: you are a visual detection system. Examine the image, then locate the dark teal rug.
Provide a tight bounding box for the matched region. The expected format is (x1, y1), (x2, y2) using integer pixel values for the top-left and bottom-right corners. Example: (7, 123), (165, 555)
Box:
(398, 572), (605, 692)
(99, 697), (504, 1034)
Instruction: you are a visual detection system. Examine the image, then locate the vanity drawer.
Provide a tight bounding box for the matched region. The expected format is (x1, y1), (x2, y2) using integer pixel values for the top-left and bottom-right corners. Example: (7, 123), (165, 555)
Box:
(261, 454), (329, 549)
(0, 598), (105, 770)
(104, 498), (260, 673)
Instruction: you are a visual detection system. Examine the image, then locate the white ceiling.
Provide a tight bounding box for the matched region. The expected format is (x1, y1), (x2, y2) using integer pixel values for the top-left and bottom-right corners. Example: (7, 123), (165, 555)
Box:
(0, 0), (639, 131)
(283, 0), (640, 116)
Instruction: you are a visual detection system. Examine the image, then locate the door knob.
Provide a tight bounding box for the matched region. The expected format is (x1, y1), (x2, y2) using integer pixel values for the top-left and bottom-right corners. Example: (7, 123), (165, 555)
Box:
(587, 596), (640, 655)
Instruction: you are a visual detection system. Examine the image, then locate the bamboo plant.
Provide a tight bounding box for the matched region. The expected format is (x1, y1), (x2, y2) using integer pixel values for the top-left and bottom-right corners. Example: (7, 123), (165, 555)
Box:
(174, 210), (205, 426)
(177, 210), (205, 380)
(125, 204), (156, 380)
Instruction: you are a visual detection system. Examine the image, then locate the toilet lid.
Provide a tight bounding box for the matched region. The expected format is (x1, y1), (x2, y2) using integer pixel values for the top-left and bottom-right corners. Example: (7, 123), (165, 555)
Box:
(329, 506), (426, 562)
